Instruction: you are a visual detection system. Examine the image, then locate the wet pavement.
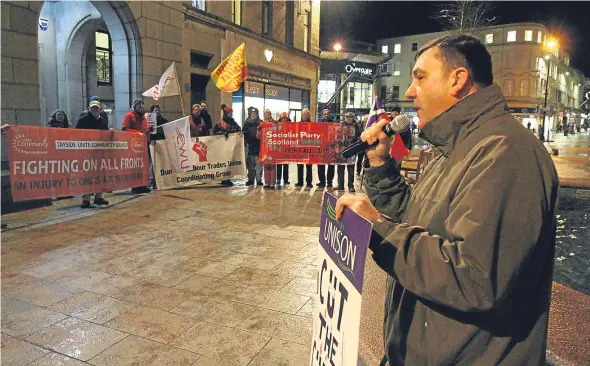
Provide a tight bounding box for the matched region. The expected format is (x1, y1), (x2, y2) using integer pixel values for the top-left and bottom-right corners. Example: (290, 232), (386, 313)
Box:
(1, 134), (589, 365)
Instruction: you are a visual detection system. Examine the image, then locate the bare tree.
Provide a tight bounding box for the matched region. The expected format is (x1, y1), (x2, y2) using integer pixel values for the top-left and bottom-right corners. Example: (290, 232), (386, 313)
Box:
(432, 1), (497, 34)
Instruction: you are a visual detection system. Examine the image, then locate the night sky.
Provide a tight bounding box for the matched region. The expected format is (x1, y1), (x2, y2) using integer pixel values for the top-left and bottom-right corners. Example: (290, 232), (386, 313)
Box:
(320, 1), (590, 77)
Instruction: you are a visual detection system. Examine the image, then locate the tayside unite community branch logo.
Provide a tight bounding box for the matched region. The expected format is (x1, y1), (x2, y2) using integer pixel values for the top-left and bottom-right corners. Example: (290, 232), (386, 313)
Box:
(12, 134), (49, 155)
(324, 198), (358, 279)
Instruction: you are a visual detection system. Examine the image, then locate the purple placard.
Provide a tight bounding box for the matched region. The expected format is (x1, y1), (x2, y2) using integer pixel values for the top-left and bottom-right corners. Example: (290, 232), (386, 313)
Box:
(319, 191), (372, 293)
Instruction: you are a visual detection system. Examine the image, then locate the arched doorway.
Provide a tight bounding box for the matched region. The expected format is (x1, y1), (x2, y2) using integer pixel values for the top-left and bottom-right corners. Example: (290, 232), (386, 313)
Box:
(38, 0), (142, 129)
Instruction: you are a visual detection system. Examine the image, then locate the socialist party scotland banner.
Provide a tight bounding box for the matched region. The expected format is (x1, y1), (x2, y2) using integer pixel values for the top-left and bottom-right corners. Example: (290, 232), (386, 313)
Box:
(151, 133), (246, 190)
(310, 192), (372, 366)
(259, 122), (357, 165)
(7, 125), (149, 201)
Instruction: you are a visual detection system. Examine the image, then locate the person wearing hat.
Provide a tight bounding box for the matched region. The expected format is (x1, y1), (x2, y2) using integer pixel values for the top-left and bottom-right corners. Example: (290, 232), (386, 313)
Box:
(213, 104), (241, 186)
(75, 100), (110, 208)
(243, 106), (263, 186)
(123, 98), (152, 194)
(80, 96), (109, 129)
(337, 112), (361, 193)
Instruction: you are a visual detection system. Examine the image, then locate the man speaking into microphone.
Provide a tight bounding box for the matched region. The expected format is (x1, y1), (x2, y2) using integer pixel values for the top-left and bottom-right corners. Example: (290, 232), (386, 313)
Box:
(336, 34), (558, 365)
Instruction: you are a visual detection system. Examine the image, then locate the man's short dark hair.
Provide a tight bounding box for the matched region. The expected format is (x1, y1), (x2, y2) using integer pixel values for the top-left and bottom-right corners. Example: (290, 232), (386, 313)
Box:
(392, 106), (401, 113)
(417, 34), (493, 88)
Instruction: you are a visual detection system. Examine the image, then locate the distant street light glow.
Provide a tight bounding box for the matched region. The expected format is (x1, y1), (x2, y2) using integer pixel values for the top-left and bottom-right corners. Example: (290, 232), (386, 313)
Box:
(333, 43), (342, 52)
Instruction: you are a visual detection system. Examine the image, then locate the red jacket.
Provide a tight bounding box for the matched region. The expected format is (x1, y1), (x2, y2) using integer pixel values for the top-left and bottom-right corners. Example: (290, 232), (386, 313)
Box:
(122, 111), (147, 133)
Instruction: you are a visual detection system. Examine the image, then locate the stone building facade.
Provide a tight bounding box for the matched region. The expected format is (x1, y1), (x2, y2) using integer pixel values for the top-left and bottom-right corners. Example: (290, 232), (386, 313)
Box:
(375, 23), (586, 135)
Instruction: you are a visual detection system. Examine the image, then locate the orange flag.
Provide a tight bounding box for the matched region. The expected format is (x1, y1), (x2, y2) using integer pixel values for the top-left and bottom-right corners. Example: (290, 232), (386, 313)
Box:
(211, 43), (248, 93)
(389, 133), (409, 161)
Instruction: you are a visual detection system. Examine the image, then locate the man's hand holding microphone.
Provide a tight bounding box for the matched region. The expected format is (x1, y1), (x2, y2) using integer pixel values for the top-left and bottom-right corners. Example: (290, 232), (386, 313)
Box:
(335, 117), (393, 223)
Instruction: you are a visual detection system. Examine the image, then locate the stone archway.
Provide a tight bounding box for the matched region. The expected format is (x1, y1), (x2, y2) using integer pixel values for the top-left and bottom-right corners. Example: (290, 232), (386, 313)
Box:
(38, 0), (142, 129)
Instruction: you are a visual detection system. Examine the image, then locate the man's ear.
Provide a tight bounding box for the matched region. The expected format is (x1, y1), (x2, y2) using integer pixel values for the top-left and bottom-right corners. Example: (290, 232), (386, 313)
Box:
(449, 67), (472, 99)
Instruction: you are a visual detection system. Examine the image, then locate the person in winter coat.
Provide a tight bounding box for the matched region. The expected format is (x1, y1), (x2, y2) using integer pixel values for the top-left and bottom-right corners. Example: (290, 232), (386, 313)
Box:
(243, 106), (263, 186)
(123, 98), (152, 194)
(200, 100), (213, 133)
(275, 112), (291, 187)
(337, 112), (360, 193)
(190, 104), (208, 137)
(318, 108), (335, 188)
(47, 109), (70, 128)
(336, 34), (559, 365)
(213, 104), (241, 186)
(80, 96), (109, 129)
(261, 109), (277, 189)
(296, 108), (314, 188)
(76, 101), (109, 208)
(149, 104), (168, 141)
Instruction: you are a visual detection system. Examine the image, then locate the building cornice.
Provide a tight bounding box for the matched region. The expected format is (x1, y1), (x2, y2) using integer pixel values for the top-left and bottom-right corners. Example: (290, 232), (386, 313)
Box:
(182, 4), (321, 65)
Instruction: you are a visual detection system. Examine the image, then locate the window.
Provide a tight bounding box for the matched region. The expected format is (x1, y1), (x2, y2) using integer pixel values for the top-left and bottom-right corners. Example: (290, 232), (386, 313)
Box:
(192, 0), (205, 11)
(190, 50), (213, 69)
(522, 51), (530, 68)
(504, 79), (514, 96)
(411, 42), (418, 51)
(537, 31), (542, 43)
(381, 63), (391, 73)
(393, 61), (401, 76)
(565, 56), (570, 66)
(303, 10), (311, 52)
(392, 85), (400, 100)
(394, 43), (401, 54)
(524, 30), (533, 42)
(232, 0), (242, 25)
(380, 86), (387, 100)
(485, 33), (494, 44)
(262, 1), (272, 37)
(519, 79), (530, 97)
(507, 31), (516, 42)
(285, 1), (294, 46)
(381, 45), (388, 54)
(95, 30), (112, 84)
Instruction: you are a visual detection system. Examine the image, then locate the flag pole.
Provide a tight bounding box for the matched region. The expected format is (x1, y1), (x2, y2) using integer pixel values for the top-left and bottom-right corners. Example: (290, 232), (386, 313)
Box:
(173, 62), (186, 116)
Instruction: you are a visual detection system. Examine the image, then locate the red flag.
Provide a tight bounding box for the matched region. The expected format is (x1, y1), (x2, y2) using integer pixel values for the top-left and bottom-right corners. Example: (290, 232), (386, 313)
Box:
(389, 133), (409, 161)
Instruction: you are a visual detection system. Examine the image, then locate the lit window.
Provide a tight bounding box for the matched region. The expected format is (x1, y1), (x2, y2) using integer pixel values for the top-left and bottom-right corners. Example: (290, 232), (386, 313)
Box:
(537, 31), (542, 43)
(394, 44), (401, 54)
(232, 0), (242, 25)
(192, 0), (205, 11)
(524, 30), (533, 42)
(504, 79), (514, 96)
(411, 43), (418, 51)
(520, 79), (530, 97)
(95, 31), (111, 84)
(381, 45), (388, 54)
(507, 31), (516, 42)
(485, 34), (493, 44)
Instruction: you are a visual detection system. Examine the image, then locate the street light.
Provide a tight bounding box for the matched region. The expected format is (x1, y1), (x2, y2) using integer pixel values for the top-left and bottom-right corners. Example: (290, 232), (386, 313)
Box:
(333, 43), (342, 52)
(540, 38), (558, 141)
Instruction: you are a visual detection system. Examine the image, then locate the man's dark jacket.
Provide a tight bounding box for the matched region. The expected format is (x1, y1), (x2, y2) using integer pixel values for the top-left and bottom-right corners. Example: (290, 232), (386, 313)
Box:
(243, 116), (261, 155)
(75, 112), (108, 130)
(200, 108), (213, 131)
(365, 85), (558, 365)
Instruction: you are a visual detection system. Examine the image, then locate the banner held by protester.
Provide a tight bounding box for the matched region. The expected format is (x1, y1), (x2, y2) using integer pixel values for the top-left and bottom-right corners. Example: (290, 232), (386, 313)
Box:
(310, 192), (372, 366)
(152, 133), (246, 190)
(259, 122), (356, 165)
(7, 125), (149, 201)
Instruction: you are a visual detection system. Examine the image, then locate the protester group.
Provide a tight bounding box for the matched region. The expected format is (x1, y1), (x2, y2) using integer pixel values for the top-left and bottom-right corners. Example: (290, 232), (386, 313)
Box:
(48, 97), (415, 208)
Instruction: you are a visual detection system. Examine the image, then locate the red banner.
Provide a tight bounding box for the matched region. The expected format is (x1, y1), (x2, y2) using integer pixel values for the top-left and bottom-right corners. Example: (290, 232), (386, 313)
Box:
(259, 122), (357, 164)
(7, 126), (149, 202)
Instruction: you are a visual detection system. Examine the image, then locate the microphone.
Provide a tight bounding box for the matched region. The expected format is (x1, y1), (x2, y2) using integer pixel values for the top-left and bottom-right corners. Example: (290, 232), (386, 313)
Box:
(341, 115), (410, 158)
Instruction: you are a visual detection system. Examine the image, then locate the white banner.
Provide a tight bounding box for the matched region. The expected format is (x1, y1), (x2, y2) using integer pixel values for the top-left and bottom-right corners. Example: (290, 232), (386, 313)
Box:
(151, 133), (246, 190)
(142, 62), (180, 100)
(161, 116), (192, 173)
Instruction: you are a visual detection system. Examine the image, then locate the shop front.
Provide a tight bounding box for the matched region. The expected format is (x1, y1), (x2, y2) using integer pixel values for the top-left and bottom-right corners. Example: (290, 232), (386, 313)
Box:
(221, 32), (319, 126)
(508, 107), (540, 132)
